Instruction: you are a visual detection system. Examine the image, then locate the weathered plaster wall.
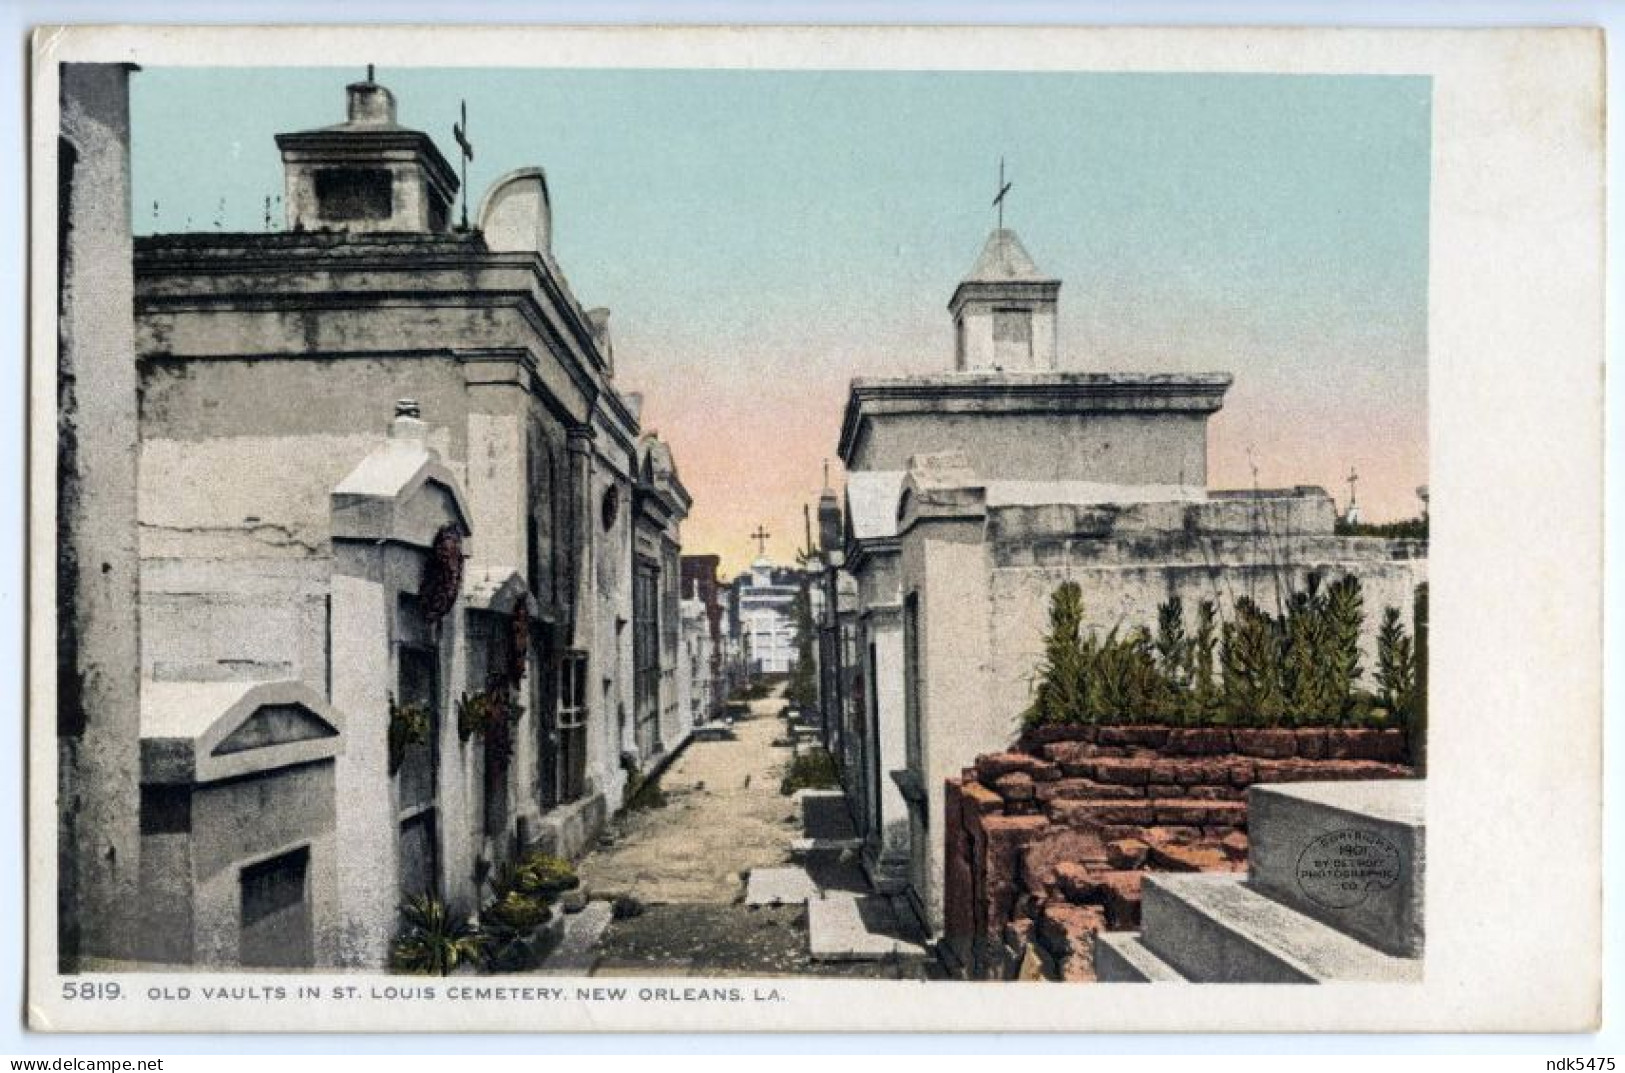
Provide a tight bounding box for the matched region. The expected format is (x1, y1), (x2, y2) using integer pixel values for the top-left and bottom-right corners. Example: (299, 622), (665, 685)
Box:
(136, 791), (193, 965)
(331, 538), (480, 966)
(327, 571), (396, 967)
(589, 440), (636, 812)
(140, 558), (330, 692)
(853, 410), (1209, 486)
(861, 609), (911, 891)
(465, 412), (527, 581)
(189, 761), (341, 968)
(139, 434), (387, 560)
(56, 62), (142, 967)
(903, 518), (991, 933)
(141, 356), (469, 466)
(955, 302), (1059, 372)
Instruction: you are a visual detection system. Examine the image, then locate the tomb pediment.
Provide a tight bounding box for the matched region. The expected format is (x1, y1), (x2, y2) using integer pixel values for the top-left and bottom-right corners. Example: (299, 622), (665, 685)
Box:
(142, 679), (344, 786)
(331, 414), (472, 549)
(213, 702), (339, 757)
(464, 567), (538, 615)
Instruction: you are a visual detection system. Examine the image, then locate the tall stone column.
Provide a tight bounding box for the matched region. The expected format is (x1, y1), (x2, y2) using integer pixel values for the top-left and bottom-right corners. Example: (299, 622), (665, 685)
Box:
(564, 426), (595, 654)
(564, 426), (597, 784)
(55, 63), (142, 968)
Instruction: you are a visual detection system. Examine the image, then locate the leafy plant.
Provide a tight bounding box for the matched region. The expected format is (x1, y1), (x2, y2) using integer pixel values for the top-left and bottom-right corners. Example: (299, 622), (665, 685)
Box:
(455, 687), (502, 743)
(780, 748), (840, 795)
(1023, 580), (1089, 728)
(737, 681), (773, 702)
(1220, 597), (1288, 726)
(455, 680), (520, 773)
(387, 695), (431, 776)
(483, 890), (550, 932)
(1282, 578), (1342, 722)
(1410, 583), (1429, 775)
(1154, 597), (1192, 716)
(1335, 515), (1428, 540)
(1376, 606), (1419, 723)
(1019, 575), (1404, 730)
(785, 584), (819, 712)
(514, 852), (580, 899)
(1189, 599), (1221, 721)
(477, 851), (579, 972)
(1087, 626), (1170, 723)
(1323, 575), (1366, 722)
(390, 894), (484, 976)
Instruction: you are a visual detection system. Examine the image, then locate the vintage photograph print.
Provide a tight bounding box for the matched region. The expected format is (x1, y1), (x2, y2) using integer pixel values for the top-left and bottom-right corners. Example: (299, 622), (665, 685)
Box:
(32, 26), (1603, 1034)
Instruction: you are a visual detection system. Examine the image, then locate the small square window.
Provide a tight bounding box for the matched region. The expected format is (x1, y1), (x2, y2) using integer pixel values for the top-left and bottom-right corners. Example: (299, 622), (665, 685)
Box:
(314, 167), (393, 221)
(992, 308), (1032, 344)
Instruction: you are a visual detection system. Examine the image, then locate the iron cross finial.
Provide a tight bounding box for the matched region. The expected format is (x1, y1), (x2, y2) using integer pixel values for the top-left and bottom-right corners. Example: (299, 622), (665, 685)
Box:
(750, 525), (772, 557)
(993, 156), (1013, 230)
(453, 100), (475, 231)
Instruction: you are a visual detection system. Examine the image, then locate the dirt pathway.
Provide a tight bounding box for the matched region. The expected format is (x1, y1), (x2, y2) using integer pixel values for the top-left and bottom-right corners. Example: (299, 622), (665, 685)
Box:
(567, 686), (910, 977)
(575, 687), (799, 904)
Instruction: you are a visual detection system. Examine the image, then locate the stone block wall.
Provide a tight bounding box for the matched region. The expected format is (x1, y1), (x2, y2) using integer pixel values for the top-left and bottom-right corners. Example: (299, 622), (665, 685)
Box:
(942, 725), (1415, 981)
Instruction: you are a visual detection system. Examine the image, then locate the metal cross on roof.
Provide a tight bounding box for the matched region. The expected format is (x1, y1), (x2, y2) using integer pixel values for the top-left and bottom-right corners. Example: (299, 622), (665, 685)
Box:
(453, 99), (475, 231)
(993, 156), (1013, 230)
(751, 525), (772, 557)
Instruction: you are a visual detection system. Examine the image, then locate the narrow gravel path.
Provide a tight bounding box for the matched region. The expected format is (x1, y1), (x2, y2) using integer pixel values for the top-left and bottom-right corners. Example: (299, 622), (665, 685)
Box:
(569, 686), (919, 978)
(575, 686), (799, 904)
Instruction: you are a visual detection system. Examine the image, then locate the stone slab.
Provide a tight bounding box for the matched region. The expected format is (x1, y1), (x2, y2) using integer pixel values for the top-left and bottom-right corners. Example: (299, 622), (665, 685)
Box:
(800, 789), (858, 840)
(745, 866), (820, 907)
(1094, 931), (1186, 983)
(791, 836), (864, 857)
(535, 899), (613, 974)
(1140, 873), (1421, 984)
(1247, 780), (1425, 957)
(807, 893), (929, 962)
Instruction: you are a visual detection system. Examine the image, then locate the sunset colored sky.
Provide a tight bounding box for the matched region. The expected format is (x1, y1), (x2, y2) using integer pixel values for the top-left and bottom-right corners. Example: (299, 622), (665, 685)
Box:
(131, 68), (1430, 577)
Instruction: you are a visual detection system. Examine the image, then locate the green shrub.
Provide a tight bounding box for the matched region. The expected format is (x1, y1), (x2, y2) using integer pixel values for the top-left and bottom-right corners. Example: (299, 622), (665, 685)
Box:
(483, 890), (550, 932)
(516, 853), (579, 898)
(1023, 580), (1089, 727)
(780, 748), (839, 795)
(1023, 575), (1403, 729)
(390, 894), (485, 976)
(386, 696), (431, 776)
(1219, 597), (1287, 725)
(1376, 606), (1419, 723)
(1087, 626), (1171, 723)
(620, 763), (669, 812)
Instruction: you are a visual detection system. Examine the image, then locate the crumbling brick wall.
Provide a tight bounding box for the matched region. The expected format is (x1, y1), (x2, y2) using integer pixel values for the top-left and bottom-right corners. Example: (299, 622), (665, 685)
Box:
(942, 725), (1415, 981)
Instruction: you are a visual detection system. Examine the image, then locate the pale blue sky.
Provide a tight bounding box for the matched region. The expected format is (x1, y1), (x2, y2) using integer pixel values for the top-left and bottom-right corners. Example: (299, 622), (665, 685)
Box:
(130, 67), (1431, 567)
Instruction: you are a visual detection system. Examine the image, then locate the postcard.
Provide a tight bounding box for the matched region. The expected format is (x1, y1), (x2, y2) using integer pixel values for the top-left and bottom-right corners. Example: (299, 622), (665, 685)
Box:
(28, 24), (1604, 1032)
